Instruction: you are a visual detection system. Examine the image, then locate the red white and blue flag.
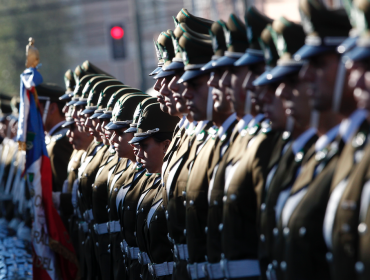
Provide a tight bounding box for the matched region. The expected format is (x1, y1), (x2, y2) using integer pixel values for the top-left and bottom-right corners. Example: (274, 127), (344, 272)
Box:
(17, 67), (78, 280)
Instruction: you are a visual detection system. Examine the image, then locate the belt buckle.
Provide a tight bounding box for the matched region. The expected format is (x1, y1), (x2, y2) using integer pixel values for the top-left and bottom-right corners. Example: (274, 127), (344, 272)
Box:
(203, 263), (210, 280)
(107, 222), (110, 233)
(120, 241), (125, 253)
(148, 263), (156, 277)
(220, 256), (229, 279)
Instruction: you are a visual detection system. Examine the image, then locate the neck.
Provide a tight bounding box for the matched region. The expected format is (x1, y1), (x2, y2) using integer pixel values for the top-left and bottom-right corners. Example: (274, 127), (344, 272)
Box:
(213, 111), (233, 127)
(291, 123), (310, 140)
(94, 136), (101, 142)
(81, 137), (93, 150)
(317, 110), (342, 137)
(186, 114), (194, 123)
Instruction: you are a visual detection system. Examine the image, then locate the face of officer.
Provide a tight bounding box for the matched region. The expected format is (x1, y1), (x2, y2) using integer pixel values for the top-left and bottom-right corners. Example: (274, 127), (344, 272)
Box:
(348, 60), (370, 112)
(168, 73), (190, 116)
(299, 53), (339, 112)
(67, 123), (93, 150)
(259, 83), (287, 131)
(160, 76), (181, 117)
(209, 68), (233, 115)
(110, 128), (135, 161)
(0, 120), (8, 139)
(72, 105), (84, 132)
(154, 77), (168, 114)
(276, 75), (311, 130)
(136, 137), (170, 173)
(183, 74), (210, 121)
(242, 63), (266, 115)
(94, 118), (108, 145)
(84, 113), (101, 140)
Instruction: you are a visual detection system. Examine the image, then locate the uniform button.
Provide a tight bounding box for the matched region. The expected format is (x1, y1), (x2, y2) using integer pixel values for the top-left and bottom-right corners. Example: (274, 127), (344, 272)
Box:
(189, 200), (194, 206)
(182, 191), (186, 196)
(355, 261), (364, 274)
(326, 252), (333, 262)
(342, 223), (350, 232)
(183, 229), (186, 236)
(299, 227), (306, 236)
(122, 206), (124, 210)
(82, 241), (85, 245)
(114, 188), (118, 192)
(205, 227), (208, 234)
(134, 232), (136, 236)
(173, 262), (176, 268)
(183, 201), (186, 207)
(91, 184), (94, 187)
(94, 185), (97, 189)
(280, 261), (287, 271)
(155, 215), (158, 220)
(141, 208), (144, 212)
(260, 234), (265, 242)
(358, 223), (367, 234)
(230, 194), (237, 201)
(96, 242), (99, 246)
(106, 205), (108, 209)
(108, 244), (111, 248)
(223, 196), (227, 202)
(218, 224), (223, 231)
(213, 200), (218, 205)
(84, 173), (87, 177)
(136, 211), (139, 214)
(127, 206), (130, 210)
(121, 227), (124, 231)
(272, 260), (278, 268)
(273, 228), (279, 237)
(107, 249), (111, 253)
(283, 227), (290, 236)
(107, 208), (110, 213)
(261, 203), (266, 211)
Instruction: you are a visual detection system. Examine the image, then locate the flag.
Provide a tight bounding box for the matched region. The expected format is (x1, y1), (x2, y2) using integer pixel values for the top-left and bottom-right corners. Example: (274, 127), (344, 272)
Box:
(17, 67), (78, 280)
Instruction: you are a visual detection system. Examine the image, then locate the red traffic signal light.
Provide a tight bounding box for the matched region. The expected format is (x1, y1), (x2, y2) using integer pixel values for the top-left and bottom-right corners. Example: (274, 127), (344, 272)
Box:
(110, 26), (124, 40)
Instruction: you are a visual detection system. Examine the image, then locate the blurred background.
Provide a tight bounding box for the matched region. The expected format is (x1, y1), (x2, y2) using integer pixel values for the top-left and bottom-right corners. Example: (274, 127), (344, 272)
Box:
(0, 0), (343, 96)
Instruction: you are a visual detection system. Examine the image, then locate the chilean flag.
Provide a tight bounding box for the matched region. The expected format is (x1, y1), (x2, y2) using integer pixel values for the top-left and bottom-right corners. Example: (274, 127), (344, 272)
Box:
(17, 67), (78, 280)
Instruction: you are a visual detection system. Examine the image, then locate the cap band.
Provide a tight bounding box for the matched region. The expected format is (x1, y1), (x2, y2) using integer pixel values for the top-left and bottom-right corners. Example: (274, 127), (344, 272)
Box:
(207, 81), (213, 121)
(225, 51), (244, 59)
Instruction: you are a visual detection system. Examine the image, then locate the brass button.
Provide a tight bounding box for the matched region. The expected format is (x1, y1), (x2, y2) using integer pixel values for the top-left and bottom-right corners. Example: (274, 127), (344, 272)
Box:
(280, 261), (287, 271)
(218, 224), (223, 231)
(260, 234), (265, 242)
(283, 227), (290, 236)
(299, 227), (306, 236)
(355, 261), (364, 274)
(189, 200), (194, 206)
(358, 223), (367, 234)
(273, 228), (278, 237)
(261, 203), (266, 211)
(326, 252), (333, 262)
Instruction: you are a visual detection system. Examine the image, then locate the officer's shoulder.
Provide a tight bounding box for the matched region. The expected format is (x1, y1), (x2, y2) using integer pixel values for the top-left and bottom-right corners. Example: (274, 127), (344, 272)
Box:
(51, 128), (69, 142)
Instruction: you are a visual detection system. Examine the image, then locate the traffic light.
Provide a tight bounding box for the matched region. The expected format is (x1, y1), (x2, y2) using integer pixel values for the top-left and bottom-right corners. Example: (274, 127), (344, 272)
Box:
(110, 24), (125, 60)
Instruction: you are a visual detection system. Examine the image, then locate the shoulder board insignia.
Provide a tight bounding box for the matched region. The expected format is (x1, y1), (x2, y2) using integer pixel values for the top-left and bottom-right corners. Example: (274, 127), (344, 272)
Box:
(295, 151), (304, 163)
(221, 133), (227, 142)
(249, 125), (259, 135)
(197, 131), (205, 141)
(352, 131), (366, 148)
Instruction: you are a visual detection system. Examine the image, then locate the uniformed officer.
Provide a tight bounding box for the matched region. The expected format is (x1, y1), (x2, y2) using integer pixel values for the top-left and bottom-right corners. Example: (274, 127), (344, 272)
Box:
(128, 102), (178, 280)
(269, 1), (352, 279)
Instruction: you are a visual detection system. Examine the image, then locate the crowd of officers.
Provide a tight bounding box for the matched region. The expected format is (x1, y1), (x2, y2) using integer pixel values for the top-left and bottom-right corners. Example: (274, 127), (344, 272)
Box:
(3, 0), (370, 279)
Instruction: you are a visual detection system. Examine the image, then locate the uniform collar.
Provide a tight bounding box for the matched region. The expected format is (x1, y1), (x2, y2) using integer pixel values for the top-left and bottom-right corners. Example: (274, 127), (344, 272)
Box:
(47, 120), (66, 136)
(247, 113), (265, 128)
(237, 114), (253, 133)
(292, 128), (317, 155)
(178, 115), (187, 129)
(338, 109), (368, 144)
(194, 121), (209, 136)
(217, 113), (237, 139)
(186, 121), (198, 136)
(315, 125), (340, 152)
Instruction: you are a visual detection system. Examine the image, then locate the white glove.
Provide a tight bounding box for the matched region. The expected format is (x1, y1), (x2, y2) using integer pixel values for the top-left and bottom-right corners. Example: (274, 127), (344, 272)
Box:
(52, 192), (61, 210)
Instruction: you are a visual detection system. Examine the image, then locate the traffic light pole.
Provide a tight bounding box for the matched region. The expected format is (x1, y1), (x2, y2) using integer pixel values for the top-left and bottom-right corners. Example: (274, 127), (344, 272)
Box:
(131, 0), (146, 91)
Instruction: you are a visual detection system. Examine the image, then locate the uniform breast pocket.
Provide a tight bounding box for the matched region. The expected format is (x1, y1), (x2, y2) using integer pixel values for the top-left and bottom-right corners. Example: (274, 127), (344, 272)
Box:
(186, 190), (208, 238)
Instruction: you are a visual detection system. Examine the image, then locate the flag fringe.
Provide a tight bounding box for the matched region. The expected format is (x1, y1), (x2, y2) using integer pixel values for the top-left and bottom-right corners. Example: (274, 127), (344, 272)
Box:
(49, 237), (79, 267)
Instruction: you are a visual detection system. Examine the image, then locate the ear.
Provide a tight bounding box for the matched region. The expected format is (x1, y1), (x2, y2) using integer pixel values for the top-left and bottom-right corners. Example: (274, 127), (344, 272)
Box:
(162, 139), (171, 154)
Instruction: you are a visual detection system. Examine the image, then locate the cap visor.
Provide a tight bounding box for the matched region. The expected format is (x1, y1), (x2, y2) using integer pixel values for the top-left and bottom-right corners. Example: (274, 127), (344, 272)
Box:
(128, 134), (151, 144)
(178, 70), (208, 84)
(252, 64), (302, 86)
(163, 61), (184, 71)
(201, 59), (219, 71)
(59, 93), (72, 101)
(62, 120), (75, 127)
(124, 126), (137, 133)
(82, 108), (96, 115)
(345, 46), (370, 62)
(74, 100), (88, 106)
(98, 113), (112, 120)
(337, 36), (357, 54)
(294, 45), (336, 61)
(154, 69), (176, 79)
(67, 99), (78, 106)
(105, 123), (129, 130)
(90, 112), (103, 119)
(234, 50), (265, 67)
(149, 66), (162, 76)
(211, 55), (238, 68)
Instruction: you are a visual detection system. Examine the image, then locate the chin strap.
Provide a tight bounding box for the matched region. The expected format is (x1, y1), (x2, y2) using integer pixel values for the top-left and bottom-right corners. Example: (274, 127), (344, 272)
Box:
(207, 73), (214, 121)
(244, 90), (252, 115)
(42, 100), (50, 125)
(332, 58), (347, 113)
(285, 116), (295, 133)
(310, 110), (320, 129)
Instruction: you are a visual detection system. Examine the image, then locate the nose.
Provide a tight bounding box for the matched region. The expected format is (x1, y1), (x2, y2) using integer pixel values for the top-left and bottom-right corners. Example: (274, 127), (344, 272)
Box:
(243, 71), (255, 92)
(299, 62), (315, 83)
(219, 70), (231, 89)
(137, 147), (145, 160)
(182, 87), (193, 100)
(96, 122), (101, 132)
(153, 78), (163, 91)
(159, 79), (170, 96)
(62, 105), (68, 113)
(208, 72), (219, 88)
(275, 83), (290, 100)
(169, 75), (180, 93)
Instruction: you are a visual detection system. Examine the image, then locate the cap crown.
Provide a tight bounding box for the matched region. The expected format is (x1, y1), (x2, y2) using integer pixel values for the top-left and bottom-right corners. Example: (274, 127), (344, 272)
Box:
(157, 31), (176, 63)
(270, 17), (306, 59)
(73, 65), (87, 85)
(259, 25), (280, 67)
(81, 60), (113, 77)
(245, 6), (273, 50)
(106, 88), (144, 112)
(64, 69), (76, 93)
(112, 94), (148, 123)
(86, 79), (123, 107)
(175, 8), (214, 34)
(137, 103), (178, 134)
(299, 0), (351, 38)
(210, 20), (227, 56)
(179, 32), (213, 66)
(73, 74), (104, 100)
(80, 76), (112, 100)
(132, 97), (157, 124)
(95, 85), (128, 111)
(223, 14), (249, 53)
(36, 83), (65, 102)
